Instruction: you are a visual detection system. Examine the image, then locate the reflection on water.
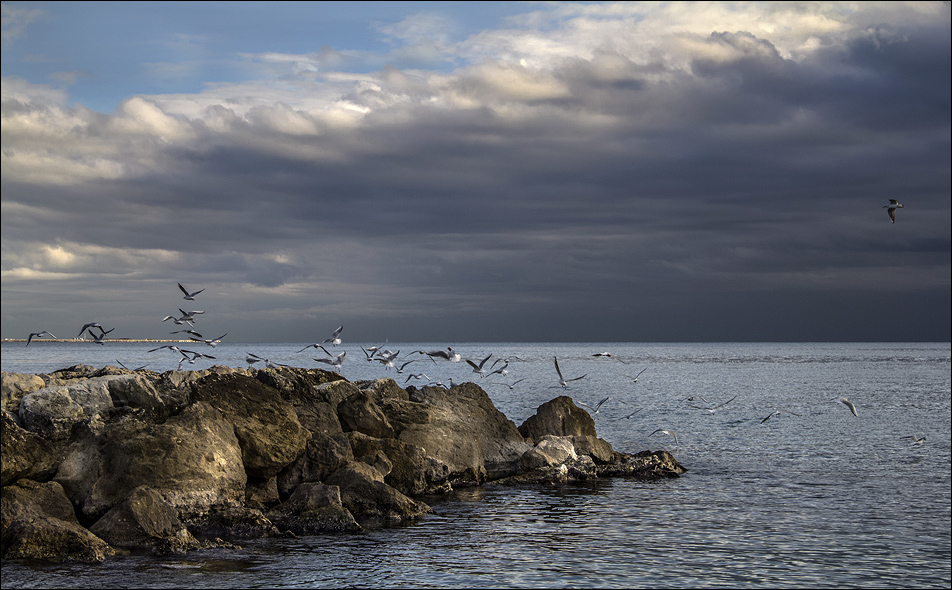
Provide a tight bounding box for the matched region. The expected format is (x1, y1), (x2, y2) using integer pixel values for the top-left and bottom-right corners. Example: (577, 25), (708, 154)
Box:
(2, 342), (950, 588)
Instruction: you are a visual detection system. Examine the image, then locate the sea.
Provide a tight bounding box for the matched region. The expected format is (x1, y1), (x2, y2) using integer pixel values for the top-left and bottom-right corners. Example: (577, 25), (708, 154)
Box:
(1, 341), (950, 589)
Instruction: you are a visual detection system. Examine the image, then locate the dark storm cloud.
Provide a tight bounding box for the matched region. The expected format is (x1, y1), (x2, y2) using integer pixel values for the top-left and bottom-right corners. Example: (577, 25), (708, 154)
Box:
(2, 4), (949, 342)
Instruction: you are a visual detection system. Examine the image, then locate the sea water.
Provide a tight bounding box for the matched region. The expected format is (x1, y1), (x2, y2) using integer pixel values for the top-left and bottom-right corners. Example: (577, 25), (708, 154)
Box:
(2, 341), (950, 588)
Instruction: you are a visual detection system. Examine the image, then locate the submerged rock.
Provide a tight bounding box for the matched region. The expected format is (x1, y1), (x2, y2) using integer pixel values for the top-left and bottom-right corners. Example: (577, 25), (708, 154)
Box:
(1, 366), (685, 561)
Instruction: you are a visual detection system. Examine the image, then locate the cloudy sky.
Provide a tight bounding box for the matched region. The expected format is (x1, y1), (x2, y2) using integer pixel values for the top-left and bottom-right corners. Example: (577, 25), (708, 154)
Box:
(2, 1), (950, 343)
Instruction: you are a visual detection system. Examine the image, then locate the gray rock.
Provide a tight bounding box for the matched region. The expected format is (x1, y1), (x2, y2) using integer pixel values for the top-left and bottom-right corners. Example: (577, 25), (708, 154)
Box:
(1, 371), (47, 415)
(88, 486), (201, 552)
(1, 411), (59, 486)
(267, 482), (361, 534)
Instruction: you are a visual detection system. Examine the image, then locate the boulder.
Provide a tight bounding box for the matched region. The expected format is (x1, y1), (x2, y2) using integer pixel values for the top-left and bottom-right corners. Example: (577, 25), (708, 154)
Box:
(518, 395), (597, 442)
(1, 372), (47, 414)
(54, 402), (247, 521)
(1, 411), (59, 486)
(323, 461), (433, 527)
(88, 486), (202, 553)
(266, 482), (361, 534)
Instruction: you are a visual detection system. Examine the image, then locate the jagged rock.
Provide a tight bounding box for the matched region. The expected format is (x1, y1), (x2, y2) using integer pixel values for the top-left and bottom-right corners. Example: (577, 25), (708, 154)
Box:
(518, 395), (597, 442)
(267, 482), (361, 534)
(323, 461), (433, 527)
(54, 401), (247, 521)
(18, 378), (116, 441)
(185, 506), (282, 541)
(190, 373), (309, 481)
(399, 382), (533, 484)
(1, 372), (47, 414)
(2, 514), (118, 562)
(1, 411), (59, 486)
(1, 480), (79, 530)
(88, 486), (201, 552)
(1, 364), (686, 561)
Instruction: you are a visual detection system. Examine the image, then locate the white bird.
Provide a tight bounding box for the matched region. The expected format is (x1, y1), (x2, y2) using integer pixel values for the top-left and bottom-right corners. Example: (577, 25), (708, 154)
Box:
(413, 347), (461, 363)
(579, 396), (611, 415)
(466, 354), (494, 377)
(323, 325), (343, 346)
(649, 428), (679, 447)
(492, 377), (527, 390)
(900, 435), (926, 446)
(554, 356), (586, 388)
(883, 199), (903, 223)
(376, 349), (402, 370)
(835, 396), (858, 417)
(404, 372), (431, 384)
(486, 361), (510, 378)
(161, 314), (195, 327)
(26, 330), (56, 346)
(178, 283), (205, 300)
(189, 333), (228, 347)
(624, 367), (649, 383)
(690, 395), (738, 415)
(313, 346), (345, 371)
(86, 327), (114, 345)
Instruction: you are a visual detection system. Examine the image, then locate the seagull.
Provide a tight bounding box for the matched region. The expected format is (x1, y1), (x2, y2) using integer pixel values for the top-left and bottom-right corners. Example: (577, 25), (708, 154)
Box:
(404, 372), (431, 384)
(26, 330), (56, 346)
(900, 435), (926, 446)
(554, 356), (586, 388)
(690, 395), (738, 415)
(323, 325), (344, 346)
(76, 323), (106, 339)
(362, 346), (382, 361)
(116, 360), (148, 371)
(376, 349), (402, 370)
(760, 409), (801, 424)
(466, 354), (494, 377)
(486, 361), (510, 378)
(395, 359), (417, 374)
(612, 407), (644, 421)
(313, 346), (346, 371)
(592, 352), (628, 364)
(189, 333), (228, 347)
(246, 352), (264, 366)
(161, 314), (195, 327)
(413, 347), (461, 363)
(883, 199), (903, 223)
(170, 329), (203, 338)
(86, 327), (114, 345)
(579, 396), (611, 415)
(149, 344), (183, 353)
(649, 428), (679, 447)
(492, 377), (527, 390)
(835, 396), (858, 417)
(178, 283), (205, 300)
(624, 367), (649, 383)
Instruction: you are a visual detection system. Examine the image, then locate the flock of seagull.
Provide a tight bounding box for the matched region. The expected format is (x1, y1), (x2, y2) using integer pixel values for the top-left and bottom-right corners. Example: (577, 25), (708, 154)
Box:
(23, 256), (926, 450)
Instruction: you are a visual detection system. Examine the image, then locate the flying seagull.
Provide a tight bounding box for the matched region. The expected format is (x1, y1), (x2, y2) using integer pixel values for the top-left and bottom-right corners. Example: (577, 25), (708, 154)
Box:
(413, 347), (462, 363)
(579, 396), (611, 415)
(612, 407), (644, 421)
(900, 435), (926, 446)
(760, 409), (801, 424)
(649, 428), (679, 447)
(323, 325), (343, 346)
(26, 330), (56, 346)
(554, 356), (586, 388)
(835, 396), (858, 417)
(189, 333), (228, 347)
(178, 283), (205, 300)
(76, 323), (105, 339)
(883, 199), (903, 223)
(466, 354), (494, 377)
(624, 367), (649, 383)
(690, 395), (738, 415)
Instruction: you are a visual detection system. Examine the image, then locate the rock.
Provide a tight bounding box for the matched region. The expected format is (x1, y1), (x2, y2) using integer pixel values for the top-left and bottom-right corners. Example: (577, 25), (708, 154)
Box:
(88, 486), (201, 553)
(1, 372), (47, 414)
(399, 382), (533, 484)
(1, 364), (686, 561)
(323, 461), (433, 527)
(190, 373), (309, 481)
(267, 482), (361, 534)
(1, 411), (59, 486)
(54, 401), (248, 521)
(518, 395), (597, 442)
(2, 514), (118, 562)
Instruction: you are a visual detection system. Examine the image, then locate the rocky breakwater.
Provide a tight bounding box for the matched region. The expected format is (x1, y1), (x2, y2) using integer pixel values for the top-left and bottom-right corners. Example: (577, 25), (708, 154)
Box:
(1, 364), (685, 562)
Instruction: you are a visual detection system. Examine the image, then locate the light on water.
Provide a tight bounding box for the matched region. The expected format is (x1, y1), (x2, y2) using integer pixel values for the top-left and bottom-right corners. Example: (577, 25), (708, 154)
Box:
(2, 342), (950, 588)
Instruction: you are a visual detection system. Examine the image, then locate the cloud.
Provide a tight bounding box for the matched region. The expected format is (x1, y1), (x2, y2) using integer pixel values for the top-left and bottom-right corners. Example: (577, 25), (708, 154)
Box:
(1, 2), (949, 342)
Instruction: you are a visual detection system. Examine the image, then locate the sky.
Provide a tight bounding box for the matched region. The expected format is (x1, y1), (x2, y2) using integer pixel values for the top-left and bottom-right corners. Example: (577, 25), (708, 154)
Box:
(2, 1), (950, 343)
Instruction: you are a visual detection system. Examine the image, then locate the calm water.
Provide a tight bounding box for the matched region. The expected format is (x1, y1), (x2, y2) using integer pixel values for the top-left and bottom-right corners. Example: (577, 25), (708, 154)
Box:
(2, 342), (950, 588)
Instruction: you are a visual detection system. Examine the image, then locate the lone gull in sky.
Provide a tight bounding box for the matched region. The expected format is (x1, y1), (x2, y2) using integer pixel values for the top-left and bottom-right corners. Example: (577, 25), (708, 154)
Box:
(883, 199), (903, 223)
(178, 283), (205, 300)
(26, 330), (56, 346)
